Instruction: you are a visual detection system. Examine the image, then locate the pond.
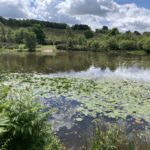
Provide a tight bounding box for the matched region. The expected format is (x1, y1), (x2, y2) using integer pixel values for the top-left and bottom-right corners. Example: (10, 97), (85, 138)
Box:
(0, 51), (150, 150)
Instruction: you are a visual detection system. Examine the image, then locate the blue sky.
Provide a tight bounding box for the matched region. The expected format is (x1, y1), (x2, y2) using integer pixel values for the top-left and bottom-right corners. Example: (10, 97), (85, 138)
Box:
(0, 0), (150, 32)
(116, 0), (150, 9)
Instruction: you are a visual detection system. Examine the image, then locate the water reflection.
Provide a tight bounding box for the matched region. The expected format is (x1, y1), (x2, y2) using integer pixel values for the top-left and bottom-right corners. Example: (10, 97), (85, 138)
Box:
(48, 66), (150, 81)
(0, 51), (150, 73)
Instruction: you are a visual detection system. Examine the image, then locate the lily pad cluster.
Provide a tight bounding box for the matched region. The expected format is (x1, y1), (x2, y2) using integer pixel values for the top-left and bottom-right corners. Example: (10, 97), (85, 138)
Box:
(1, 73), (150, 123)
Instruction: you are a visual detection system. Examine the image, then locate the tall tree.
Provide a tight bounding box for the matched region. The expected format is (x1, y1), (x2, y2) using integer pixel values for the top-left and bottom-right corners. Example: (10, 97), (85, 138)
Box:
(32, 24), (45, 44)
(0, 22), (6, 42)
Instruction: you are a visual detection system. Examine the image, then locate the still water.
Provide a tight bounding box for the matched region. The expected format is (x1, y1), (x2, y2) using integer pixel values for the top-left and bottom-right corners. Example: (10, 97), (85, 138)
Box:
(0, 51), (150, 74)
(0, 51), (150, 150)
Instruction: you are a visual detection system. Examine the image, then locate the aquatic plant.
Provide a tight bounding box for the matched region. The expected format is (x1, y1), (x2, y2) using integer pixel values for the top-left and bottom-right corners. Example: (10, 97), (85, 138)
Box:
(83, 121), (150, 150)
(1, 73), (150, 124)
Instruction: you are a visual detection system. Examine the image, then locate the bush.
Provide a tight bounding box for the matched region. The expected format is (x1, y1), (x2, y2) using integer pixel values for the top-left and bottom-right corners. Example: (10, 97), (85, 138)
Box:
(15, 28), (26, 44)
(99, 40), (109, 51)
(108, 38), (119, 50)
(142, 38), (150, 53)
(78, 36), (87, 45)
(56, 44), (67, 50)
(24, 31), (37, 52)
(90, 41), (100, 50)
(119, 40), (137, 50)
(67, 38), (77, 48)
(69, 45), (87, 51)
(44, 39), (53, 45)
(84, 30), (94, 39)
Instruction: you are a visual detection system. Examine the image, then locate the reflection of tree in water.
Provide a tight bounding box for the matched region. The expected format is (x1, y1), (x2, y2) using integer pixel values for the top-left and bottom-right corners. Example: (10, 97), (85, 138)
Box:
(0, 51), (150, 73)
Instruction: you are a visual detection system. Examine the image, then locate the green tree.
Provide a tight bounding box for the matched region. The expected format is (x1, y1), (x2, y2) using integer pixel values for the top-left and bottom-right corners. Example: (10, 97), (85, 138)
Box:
(6, 28), (14, 43)
(0, 22), (6, 42)
(66, 26), (74, 38)
(108, 38), (119, 50)
(15, 28), (26, 44)
(119, 40), (137, 50)
(110, 28), (119, 36)
(84, 30), (94, 39)
(24, 31), (36, 52)
(78, 35), (87, 45)
(32, 24), (45, 44)
(142, 38), (150, 53)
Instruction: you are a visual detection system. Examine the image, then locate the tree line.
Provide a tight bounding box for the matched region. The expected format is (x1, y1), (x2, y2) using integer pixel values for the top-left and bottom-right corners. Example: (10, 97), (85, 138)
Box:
(0, 16), (150, 53)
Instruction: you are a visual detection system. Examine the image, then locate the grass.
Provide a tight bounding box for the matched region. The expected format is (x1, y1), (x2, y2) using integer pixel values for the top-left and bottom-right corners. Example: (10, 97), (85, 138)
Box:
(0, 44), (57, 53)
(83, 122), (150, 150)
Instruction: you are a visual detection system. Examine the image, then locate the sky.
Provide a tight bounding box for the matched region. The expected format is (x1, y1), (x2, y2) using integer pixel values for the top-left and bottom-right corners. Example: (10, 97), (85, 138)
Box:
(0, 0), (150, 32)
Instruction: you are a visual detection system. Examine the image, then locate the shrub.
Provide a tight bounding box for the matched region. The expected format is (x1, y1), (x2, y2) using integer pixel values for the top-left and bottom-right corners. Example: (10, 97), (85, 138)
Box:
(119, 40), (137, 50)
(109, 28), (119, 36)
(78, 36), (87, 45)
(142, 38), (150, 53)
(67, 38), (77, 48)
(56, 44), (67, 50)
(99, 40), (109, 51)
(90, 41), (100, 50)
(108, 38), (119, 50)
(15, 28), (26, 44)
(84, 30), (94, 39)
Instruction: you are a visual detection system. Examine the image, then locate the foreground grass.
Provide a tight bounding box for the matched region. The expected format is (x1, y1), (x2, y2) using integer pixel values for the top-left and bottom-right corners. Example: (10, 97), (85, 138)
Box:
(83, 121), (150, 150)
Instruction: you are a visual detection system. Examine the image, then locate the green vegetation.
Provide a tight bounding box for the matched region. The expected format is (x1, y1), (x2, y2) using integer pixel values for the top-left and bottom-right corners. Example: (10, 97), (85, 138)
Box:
(0, 16), (150, 53)
(1, 74), (150, 123)
(83, 122), (150, 150)
(0, 85), (62, 150)
(24, 31), (36, 52)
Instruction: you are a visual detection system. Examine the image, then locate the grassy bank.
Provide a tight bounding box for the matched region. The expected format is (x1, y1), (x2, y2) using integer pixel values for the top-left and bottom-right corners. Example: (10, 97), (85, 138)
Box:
(0, 44), (57, 53)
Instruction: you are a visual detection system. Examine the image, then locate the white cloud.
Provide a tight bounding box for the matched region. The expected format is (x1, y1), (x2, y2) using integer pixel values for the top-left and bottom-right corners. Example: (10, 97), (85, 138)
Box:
(0, 0), (150, 32)
(57, 0), (118, 16)
(0, 0), (35, 18)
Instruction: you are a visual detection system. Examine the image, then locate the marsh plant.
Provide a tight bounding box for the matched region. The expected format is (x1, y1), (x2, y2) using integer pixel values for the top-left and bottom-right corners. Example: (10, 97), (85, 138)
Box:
(0, 86), (62, 150)
(83, 122), (150, 150)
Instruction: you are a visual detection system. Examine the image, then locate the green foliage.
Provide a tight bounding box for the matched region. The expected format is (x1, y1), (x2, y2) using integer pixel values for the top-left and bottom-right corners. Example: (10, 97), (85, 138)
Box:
(142, 38), (150, 53)
(119, 40), (137, 50)
(84, 30), (94, 39)
(90, 41), (100, 50)
(78, 35), (87, 45)
(0, 22), (6, 42)
(66, 26), (74, 38)
(0, 86), (62, 150)
(109, 28), (119, 36)
(24, 31), (37, 52)
(84, 125), (127, 150)
(107, 38), (119, 50)
(6, 28), (14, 43)
(32, 24), (45, 44)
(83, 123), (150, 150)
(67, 38), (77, 49)
(15, 28), (26, 44)
(0, 16), (67, 29)
(0, 16), (150, 52)
(99, 40), (109, 51)
(72, 24), (91, 31)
